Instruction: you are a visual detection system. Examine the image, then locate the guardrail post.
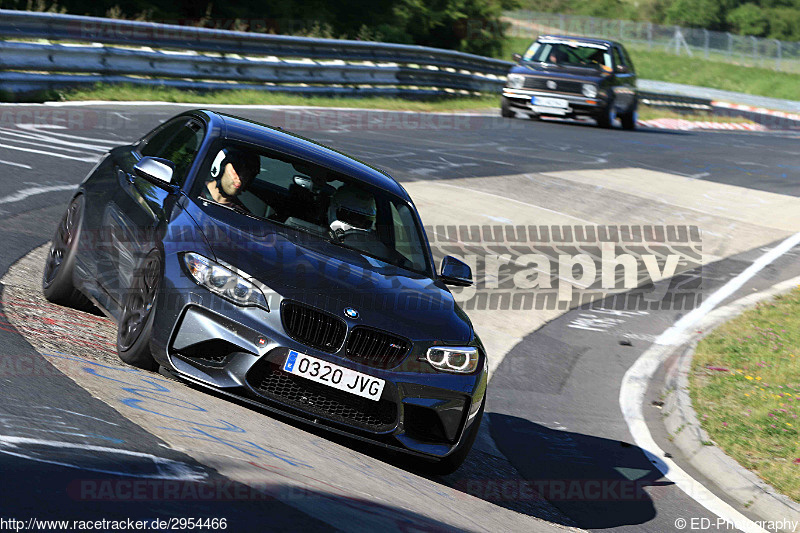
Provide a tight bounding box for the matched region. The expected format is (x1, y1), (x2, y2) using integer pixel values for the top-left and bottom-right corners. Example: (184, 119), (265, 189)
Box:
(775, 39), (782, 70)
(559, 14), (565, 34)
(703, 29), (709, 59)
(751, 35), (757, 65)
(727, 32), (732, 58)
(647, 22), (653, 49)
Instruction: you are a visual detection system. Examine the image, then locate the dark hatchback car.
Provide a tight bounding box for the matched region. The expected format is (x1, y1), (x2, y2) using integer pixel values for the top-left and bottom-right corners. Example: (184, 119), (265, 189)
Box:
(42, 110), (488, 474)
(502, 35), (638, 129)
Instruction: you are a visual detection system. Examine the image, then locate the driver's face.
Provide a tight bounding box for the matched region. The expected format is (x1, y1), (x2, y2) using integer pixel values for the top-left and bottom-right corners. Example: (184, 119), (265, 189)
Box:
(220, 162), (249, 196)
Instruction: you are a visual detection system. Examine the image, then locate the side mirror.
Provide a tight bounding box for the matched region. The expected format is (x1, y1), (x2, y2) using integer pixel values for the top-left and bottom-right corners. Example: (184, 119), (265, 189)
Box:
(133, 157), (178, 192)
(440, 256), (473, 287)
(616, 64), (629, 74)
(511, 53), (522, 63)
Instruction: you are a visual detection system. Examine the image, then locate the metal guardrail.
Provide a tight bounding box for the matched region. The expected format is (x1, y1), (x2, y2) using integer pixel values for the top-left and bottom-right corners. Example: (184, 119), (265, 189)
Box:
(0, 9), (511, 97)
(0, 8), (741, 112)
(638, 91), (712, 111)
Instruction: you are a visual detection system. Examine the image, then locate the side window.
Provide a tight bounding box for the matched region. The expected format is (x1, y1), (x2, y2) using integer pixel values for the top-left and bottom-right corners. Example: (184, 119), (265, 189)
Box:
(141, 119), (204, 186)
(612, 47), (626, 69)
(389, 202), (426, 271)
(620, 46), (635, 72)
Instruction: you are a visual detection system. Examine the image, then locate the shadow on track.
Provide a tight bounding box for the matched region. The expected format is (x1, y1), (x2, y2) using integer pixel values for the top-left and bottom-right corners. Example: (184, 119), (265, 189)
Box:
(0, 451), (464, 532)
(482, 413), (673, 529)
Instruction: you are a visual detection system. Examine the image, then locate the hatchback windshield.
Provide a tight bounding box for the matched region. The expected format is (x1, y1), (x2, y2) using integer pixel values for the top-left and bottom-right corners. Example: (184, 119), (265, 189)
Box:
(523, 39), (612, 70)
(193, 142), (431, 275)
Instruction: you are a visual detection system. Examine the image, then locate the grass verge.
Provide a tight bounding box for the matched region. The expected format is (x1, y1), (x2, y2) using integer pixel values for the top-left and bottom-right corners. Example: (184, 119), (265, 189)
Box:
(637, 107), (754, 124)
(54, 85), (502, 112)
(54, 84), (756, 125)
(690, 289), (800, 503)
(501, 36), (800, 101)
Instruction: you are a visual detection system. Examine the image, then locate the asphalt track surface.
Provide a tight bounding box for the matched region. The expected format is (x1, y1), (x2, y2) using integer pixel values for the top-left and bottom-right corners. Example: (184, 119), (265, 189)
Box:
(1, 103), (800, 532)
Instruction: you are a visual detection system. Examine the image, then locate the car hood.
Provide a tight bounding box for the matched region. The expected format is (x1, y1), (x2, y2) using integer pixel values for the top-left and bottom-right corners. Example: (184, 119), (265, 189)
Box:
(510, 63), (607, 84)
(193, 214), (473, 344)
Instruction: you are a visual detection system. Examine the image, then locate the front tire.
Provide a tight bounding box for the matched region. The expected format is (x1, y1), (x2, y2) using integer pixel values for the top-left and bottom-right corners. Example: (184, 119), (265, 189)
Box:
(596, 98), (616, 129)
(501, 97), (514, 118)
(42, 195), (91, 309)
(116, 251), (161, 371)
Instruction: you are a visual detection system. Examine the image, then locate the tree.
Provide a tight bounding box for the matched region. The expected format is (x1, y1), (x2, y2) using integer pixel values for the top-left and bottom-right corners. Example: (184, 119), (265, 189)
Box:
(726, 3), (769, 36)
(766, 6), (800, 39)
(665, 0), (722, 27)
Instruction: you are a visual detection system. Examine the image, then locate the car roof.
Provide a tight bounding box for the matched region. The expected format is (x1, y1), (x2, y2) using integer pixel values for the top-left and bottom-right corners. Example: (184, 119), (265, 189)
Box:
(538, 35), (620, 47)
(189, 110), (410, 201)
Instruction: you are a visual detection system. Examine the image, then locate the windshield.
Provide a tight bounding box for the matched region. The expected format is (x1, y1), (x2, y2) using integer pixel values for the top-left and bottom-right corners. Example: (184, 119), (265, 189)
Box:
(523, 39), (612, 70)
(193, 142), (431, 275)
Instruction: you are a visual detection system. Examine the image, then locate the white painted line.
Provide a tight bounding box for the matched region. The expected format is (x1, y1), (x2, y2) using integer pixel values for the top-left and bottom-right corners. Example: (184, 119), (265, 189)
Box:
(622, 348), (768, 533)
(0, 135), (102, 155)
(0, 143), (98, 162)
(620, 231), (800, 533)
(17, 124), (67, 130)
(657, 231), (800, 346)
(0, 128), (113, 152)
(0, 159), (31, 169)
(0, 184), (77, 205)
(0, 126), (121, 146)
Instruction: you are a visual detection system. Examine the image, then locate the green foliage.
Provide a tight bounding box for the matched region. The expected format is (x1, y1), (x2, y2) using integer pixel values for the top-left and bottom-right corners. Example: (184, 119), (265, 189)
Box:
(0, 0), (510, 55)
(727, 3), (769, 36)
(665, 0), (722, 27)
(513, 0), (800, 40)
(765, 7), (800, 39)
(375, 0), (510, 56)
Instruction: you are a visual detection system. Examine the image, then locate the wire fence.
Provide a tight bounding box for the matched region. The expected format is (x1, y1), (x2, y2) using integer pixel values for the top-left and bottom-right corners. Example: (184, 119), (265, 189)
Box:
(505, 10), (800, 73)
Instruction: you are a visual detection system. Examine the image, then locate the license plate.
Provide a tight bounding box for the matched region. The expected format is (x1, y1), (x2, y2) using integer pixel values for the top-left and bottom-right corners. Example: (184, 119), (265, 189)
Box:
(283, 350), (385, 401)
(531, 105), (569, 115)
(531, 96), (568, 108)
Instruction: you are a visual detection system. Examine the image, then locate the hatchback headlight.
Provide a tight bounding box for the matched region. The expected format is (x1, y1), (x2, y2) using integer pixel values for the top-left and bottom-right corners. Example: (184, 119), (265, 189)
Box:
(183, 252), (268, 310)
(582, 83), (598, 98)
(507, 73), (525, 89)
(426, 346), (480, 374)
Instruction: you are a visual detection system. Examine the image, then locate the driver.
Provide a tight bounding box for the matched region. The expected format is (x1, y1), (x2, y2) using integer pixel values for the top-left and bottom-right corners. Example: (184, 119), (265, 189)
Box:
(548, 47), (565, 64)
(328, 184), (376, 240)
(202, 147), (260, 211)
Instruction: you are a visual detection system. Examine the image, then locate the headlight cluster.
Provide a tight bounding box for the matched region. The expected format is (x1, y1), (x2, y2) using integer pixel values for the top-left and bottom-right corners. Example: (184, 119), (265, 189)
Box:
(581, 83), (598, 98)
(426, 346), (479, 374)
(506, 73), (525, 89)
(183, 252), (269, 310)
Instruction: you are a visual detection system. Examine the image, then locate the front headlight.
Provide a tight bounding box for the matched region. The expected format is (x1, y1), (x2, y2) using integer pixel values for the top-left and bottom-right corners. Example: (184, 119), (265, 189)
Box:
(183, 252), (269, 310)
(582, 83), (598, 98)
(506, 73), (525, 89)
(426, 346), (479, 374)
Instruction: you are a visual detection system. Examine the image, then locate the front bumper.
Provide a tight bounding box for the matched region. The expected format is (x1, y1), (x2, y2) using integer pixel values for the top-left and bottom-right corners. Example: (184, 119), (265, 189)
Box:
(503, 87), (606, 117)
(148, 252), (488, 459)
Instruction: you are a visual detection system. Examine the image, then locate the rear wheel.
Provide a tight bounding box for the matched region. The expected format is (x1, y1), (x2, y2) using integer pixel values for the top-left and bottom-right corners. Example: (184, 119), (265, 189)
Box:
(620, 101), (638, 131)
(42, 195), (92, 309)
(116, 251), (161, 371)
